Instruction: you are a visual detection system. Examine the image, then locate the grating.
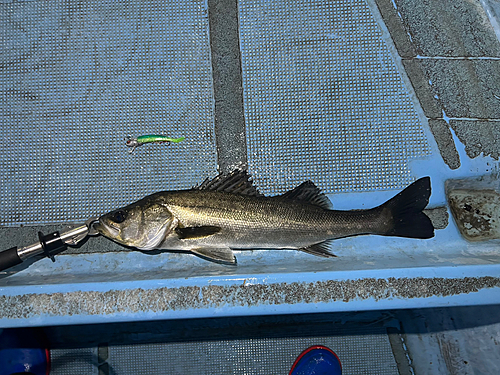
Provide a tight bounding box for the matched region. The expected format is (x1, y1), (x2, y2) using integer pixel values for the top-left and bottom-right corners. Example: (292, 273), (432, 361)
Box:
(238, 0), (431, 195)
(0, 0), (217, 226)
(103, 331), (398, 375)
(50, 348), (98, 375)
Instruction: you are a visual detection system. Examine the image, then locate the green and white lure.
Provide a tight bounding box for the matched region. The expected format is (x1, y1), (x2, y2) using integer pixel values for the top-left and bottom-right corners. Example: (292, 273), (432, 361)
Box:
(126, 135), (185, 153)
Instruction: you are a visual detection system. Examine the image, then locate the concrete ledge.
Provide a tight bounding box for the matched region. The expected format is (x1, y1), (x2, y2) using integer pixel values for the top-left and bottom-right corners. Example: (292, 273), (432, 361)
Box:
(394, 0), (500, 57)
(418, 59), (500, 119)
(450, 119), (500, 160)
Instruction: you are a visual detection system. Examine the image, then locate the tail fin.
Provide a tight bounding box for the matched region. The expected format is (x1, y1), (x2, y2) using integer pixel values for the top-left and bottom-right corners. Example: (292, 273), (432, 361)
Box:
(382, 177), (434, 239)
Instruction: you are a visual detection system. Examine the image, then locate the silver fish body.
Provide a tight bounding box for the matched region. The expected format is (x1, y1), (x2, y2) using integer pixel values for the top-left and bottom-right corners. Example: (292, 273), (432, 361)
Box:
(96, 171), (434, 264)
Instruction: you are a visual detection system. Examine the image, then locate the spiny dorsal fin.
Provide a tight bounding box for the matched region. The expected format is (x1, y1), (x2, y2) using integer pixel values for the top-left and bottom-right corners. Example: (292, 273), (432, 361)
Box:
(280, 181), (333, 209)
(196, 170), (263, 196)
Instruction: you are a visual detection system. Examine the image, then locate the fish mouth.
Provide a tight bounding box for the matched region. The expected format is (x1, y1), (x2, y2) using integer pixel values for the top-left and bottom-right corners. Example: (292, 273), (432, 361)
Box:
(94, 219), (120, 238)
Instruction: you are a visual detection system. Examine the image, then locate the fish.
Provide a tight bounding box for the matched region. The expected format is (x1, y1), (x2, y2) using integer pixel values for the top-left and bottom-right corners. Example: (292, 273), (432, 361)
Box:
(95, 170), (434, 264)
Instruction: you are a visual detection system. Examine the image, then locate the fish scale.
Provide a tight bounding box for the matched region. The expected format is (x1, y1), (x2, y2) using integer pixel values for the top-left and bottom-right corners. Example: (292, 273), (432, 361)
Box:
(95, 171), (434, 264)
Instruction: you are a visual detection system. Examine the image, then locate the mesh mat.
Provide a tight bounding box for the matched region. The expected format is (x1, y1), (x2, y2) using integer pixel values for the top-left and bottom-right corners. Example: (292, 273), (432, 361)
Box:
(238, 0), (431, 195)
(50, 330), (398, 375)
(50, 348), (98, 375)
(0, 1), (216, 226)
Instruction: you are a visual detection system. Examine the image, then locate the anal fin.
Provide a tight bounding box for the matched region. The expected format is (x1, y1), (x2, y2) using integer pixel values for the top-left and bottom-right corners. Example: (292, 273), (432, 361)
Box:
(299, 241), (337, 258)
(190, 247), (237, 265)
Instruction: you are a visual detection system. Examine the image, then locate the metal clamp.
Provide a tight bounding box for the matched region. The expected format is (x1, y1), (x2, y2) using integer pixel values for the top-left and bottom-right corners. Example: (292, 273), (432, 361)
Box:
(0, 217), (101, 271)
(17, 217), (100, 261)
(61, 217), (100, 246)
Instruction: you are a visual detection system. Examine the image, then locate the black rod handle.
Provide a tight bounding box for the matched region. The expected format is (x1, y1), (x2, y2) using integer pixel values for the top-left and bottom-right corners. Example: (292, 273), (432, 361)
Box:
(0, 247), (22, 271)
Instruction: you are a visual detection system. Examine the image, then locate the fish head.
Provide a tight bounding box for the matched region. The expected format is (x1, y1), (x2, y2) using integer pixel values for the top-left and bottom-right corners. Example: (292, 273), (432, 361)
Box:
(95, 197), (176, 250)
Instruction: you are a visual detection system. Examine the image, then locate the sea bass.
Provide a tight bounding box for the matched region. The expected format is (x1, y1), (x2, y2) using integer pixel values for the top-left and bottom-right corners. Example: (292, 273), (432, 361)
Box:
(95, 170), (434, 264)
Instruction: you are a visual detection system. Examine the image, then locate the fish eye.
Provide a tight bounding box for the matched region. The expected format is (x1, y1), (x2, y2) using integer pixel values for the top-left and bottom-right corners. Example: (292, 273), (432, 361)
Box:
(112, 210), (127, 223)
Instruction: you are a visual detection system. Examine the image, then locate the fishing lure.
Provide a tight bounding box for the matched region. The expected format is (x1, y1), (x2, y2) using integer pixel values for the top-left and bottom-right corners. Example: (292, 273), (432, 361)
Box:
(126, 135), (185, 153)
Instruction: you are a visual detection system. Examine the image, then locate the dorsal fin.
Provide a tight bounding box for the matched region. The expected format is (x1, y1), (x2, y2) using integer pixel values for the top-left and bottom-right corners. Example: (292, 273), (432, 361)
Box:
(280, 181), (333, 209)
(196, 170), (263, 196)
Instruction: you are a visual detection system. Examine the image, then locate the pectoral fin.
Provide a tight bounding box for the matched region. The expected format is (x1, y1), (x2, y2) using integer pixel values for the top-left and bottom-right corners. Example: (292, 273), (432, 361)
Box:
(299, 241), (337, 258)
(190, 247), (237, 265)
(175, 226), (221, 239)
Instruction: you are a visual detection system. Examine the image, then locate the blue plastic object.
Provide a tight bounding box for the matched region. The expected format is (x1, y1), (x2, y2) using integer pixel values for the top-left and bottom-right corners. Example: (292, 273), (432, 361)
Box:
(290, 345), (342, 375)
(0, 328), (50, 375)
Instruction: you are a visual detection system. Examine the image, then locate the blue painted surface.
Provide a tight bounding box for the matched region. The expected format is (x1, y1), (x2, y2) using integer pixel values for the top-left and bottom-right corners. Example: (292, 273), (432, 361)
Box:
(1, 0), (500, 329)
(1, 261), (500, 327)
(1, 139), (500, 327)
